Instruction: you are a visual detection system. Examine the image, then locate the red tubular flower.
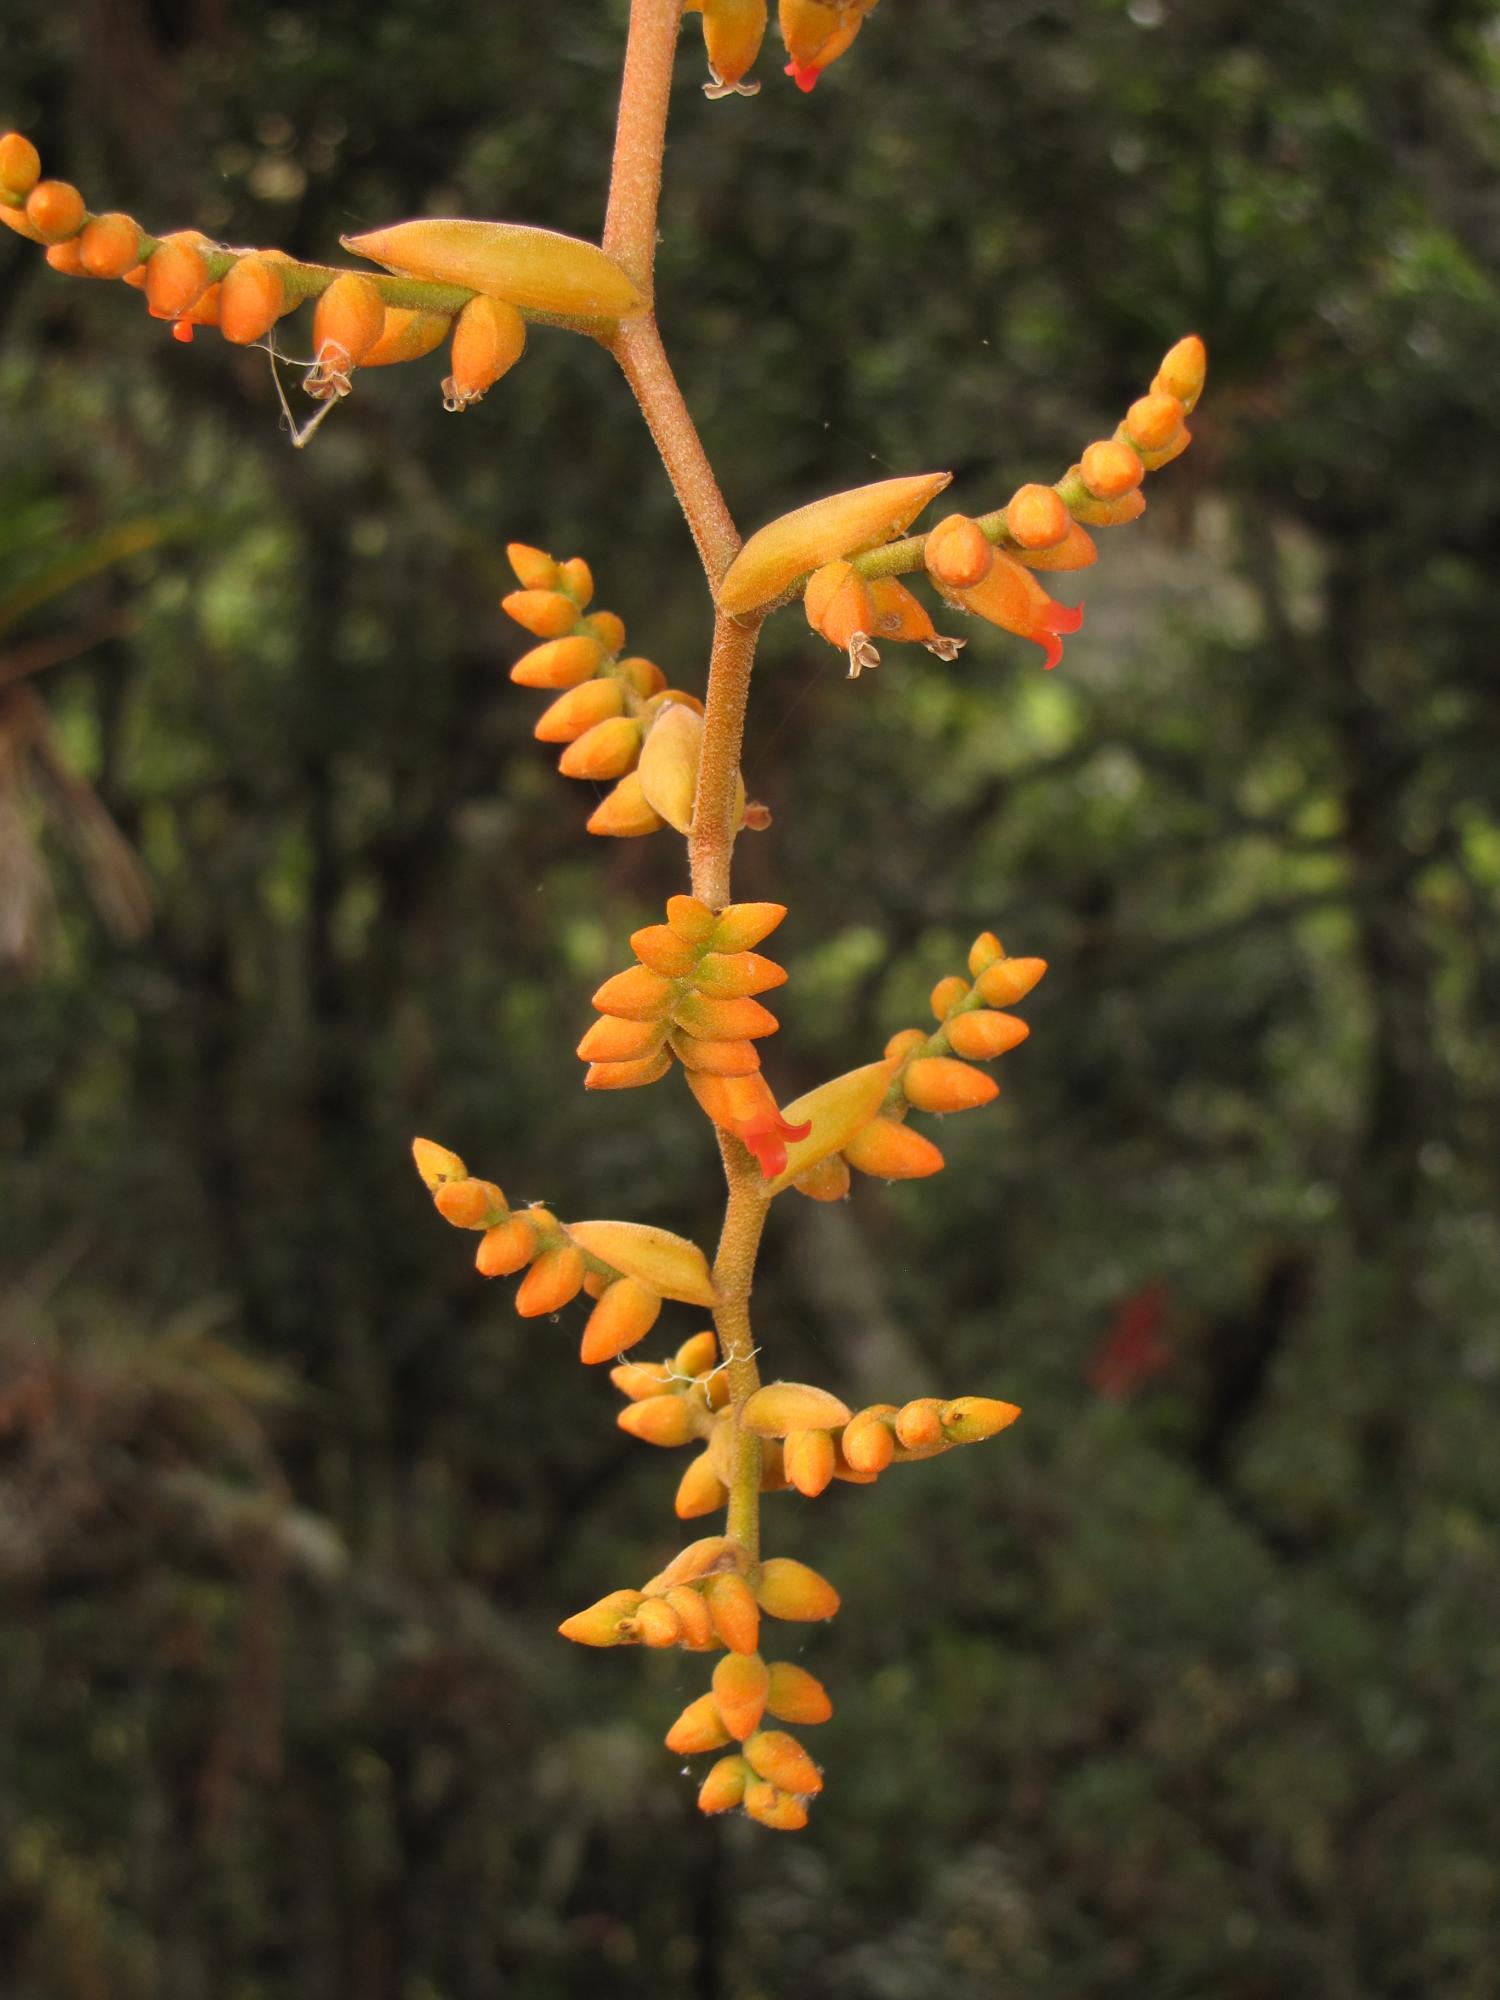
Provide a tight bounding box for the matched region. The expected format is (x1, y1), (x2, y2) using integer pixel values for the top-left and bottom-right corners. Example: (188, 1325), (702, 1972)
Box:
(928, 545), (1084, 672)
(686, 1072), (811, 1181)
(779, 0), (875, 91)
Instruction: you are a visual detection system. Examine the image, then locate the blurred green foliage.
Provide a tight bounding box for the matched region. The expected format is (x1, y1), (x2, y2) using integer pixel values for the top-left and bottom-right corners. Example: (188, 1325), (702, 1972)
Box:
(2, 2), (1499, 1995)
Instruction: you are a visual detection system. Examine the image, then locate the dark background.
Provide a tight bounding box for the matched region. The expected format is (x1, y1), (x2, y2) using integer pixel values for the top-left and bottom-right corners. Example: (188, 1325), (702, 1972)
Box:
(3, 2), (1499, 1995)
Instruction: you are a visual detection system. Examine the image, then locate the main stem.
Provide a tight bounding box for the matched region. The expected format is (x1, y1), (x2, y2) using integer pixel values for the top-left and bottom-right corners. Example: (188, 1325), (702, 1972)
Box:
(603, 0), (771, 1558)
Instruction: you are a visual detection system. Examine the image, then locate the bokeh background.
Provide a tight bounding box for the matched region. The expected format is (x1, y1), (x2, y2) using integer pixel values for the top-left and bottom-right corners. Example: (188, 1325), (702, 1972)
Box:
(3, 2), (1499, 1995)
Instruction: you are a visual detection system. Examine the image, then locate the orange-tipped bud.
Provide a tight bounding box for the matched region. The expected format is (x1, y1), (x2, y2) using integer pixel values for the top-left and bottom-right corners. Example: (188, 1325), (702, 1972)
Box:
(504, 588), (580, 639)
(666, 895), (717, 943)
(843, 1117), (945, 1180)
(514, 1245), (585, 1317)
(882, 1029), (925, 1063)
(1066, 482), (1147, 528)
(558, 1587), (644, 1646)
(78, 213), (141, 280)
(25, 179), (85, 243)
(903, 1056), (999, 1113)
(617, 655), (666, 698)
(476, 1217), (538, 1277)
(534, 677), (625, 743)
(712, 1650), (770, 1739)
(666, 1693), (732, 1755)
(361, 306), (452, 367)
(930, 974), (970, 1019)
(783, 1427), (837, 1497)
(580, 1278), (663, 1364)
(557, 715), (642, 781)
(676, 1451), (729, 1519)
(592, 964), (675, 1021)
(675, 1330), (719, 1376)
(548, 557), (590, 606)
(709, 902), (786, 952)
(1018, 521), (1097, 573)
(666, 1584), (718, 1649)
(793, 1153), (851, 1202)
(945, 1010), (1030, 1060)
(1079, 439), (1144, 501)
(743, 1779), (810, 1829)
(0, 133), (42, 201)
(895, 1398), (943, 1450)
(443, 293), (526, 410)
(611, 1358), (672, 1399)
(867, 576), (938, 645)
(144, 233), (213, 319)
(412, 1136), (467, 1187)
(1123, 391), (1185, 453)
(754, 1557), (840, 1622)
(672, 991), (779, 1041)
(703, 1572), (761, 1655)
(586, 771), (664, 838)
(925, 512), (994, 590)
(692, 950), (787, 998)
(632, 1597), (683, 1648)
(670, 1035), (761, 1078)
(585, 1050), (673, 1088)
(941, 1395), (1022, 1443)
(434, 1177), (504, 1227)
(1, 202), (46, 243)
(219, 253), (291, 344)
(1006, 484), (1071, 551)
(629, 924), (701, 977)
(742, 1381), (852, 1436)
(577, 1014), (666, 1063)
(313, 272), (387, 372)
(510, 634), (606, 690)
(617, 1393), (696, 1446)
(1152, 333), (1207, 413)
(582, 610), (624, 654)
(804, 558), (876, 655)
(698, 1755), (750, 1815)
(976, 956), (1047, 1006)
(842, 1405), (897, 1474)
(507, 543), (559, 590)
(701, 0), (768, 92)
(44, 238), (85, 274)
(766, 1662), (832, 1725)
(968, 932), (1002, 974)
(745, 1729), (823, 1796)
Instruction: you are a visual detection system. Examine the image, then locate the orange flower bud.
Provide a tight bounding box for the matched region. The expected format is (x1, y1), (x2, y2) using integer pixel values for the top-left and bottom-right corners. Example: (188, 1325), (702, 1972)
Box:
(676, 1330), (719, 1376)
(670, 1034), (761, 1077)
(792, 1153), (851, 1202)
(676, 1451), (729, 1519)
(44, 238), (85, 274)
(703, 1572), (761, 1655)
(361, 306), (452, 367)
(842, 1405), (896, 1474)
(78, 213), (141, 280)
(718, 472), (951, 618)
(514, 1245), (585, 1317)
(584, 1050), (673, 1089)
(968, 932), (1002, 974)
(742, 1381), (852, 1436)
(666, 894), (717, 944)
(743, 1779), (809, 1830)
(938, 547), (1085, 673)
(618, 655), (667, 697)
(925, 512), (994, 590)
(941, 1395), (1022, 1443)
(766, 1662), (832, 1725)
(1123, 391), (1185, 453)
(1, 203), (46, 243)
(782, 1427), (836, 1497)
(611, 1358), (672, 1399)
(1065, 482), (1147, 528)
(629, 924), (701, 977)
(930, 974), (970, 1019)
(1079, 439), (1143, 501)
(754, 1557), (840, 1622)
(0, 133), (42, 201)
(700, 0), (768, 94)
(557, 715), (643, 781)
(535, 677), (626, 744)
(666, 1692), (732, 1755)
(895, 1398), (943, 1450)
(555, 555), (593, 604)
(1151, 333), (1207, 413)
(693, 950), (787, 997)
(976, 955), (1047, 1006)
(843, 1117), (944, 1180)
(698, 1755), (750, 1815)
(586, 771), (664, 838)
(576, 1014), (666, 1063)
(945, 1009), (1030, 1060)
(512, 633), (606, 690)
(1017, 521), (1097, 573)
(592, 964), (676, 1021)
(709, 902), (786, 952)
(648, 1535), (739, 1592)
(632, 1597), (683, 1648)
(144, 233), (213, 319)
(412, 1136), (467, 1188)
(617, 1393), (695, 1446)
(443, 293), (526, 410)
(582, 610), (624, 653)
(804, 558), (876, 655)
(1006, 484), (1070, 551)
(558, 1587), (644, 1646)
(476, 1217), (537, 1277)
(666, 1585), (718, 1649)
(780, 0), (871, 90)
(312, 271), (386, 378)
(434, 1177), (504, 1227)
(507, 542), (560, 590)
(903, 1056), (999, 1113)
(504, 588), (580, 639)
(218, 253), (291, 344)
(25, 179), (84, 243)
(580, 1278), (663, 1364)
(867, 576), (939, 645)
(745, 1729), (823, 1796)
(673, 991), (779, 1041)
(712, 1650), (770, 1738)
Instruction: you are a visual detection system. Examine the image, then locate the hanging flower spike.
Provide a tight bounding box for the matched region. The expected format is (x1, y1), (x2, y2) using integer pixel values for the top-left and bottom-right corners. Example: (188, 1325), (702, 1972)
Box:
(779, 0), (878, 91)
(689, 0), (768, 98)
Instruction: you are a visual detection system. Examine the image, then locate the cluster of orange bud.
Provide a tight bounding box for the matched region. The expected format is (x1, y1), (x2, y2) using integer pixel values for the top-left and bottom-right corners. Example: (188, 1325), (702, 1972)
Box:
(500, 546), (747, 838)
(412, 1137), (716, 1364)
(684, 0), (878, 98)
(716, 335), (1205, 680)
(743, 1380), (1020, 1494)
(581, 893), (789, 1089)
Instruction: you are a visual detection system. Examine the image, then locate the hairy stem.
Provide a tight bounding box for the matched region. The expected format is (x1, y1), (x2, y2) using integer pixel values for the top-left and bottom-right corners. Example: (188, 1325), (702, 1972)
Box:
(602, 0), (683, 296)
(712, 1139), (771, 1559)
(610, 315), (741, 584)
(689, 608), (763, 908)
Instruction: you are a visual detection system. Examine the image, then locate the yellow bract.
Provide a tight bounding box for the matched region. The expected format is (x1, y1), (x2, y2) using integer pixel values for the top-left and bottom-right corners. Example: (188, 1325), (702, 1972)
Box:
(762, 1057), (899, 1195)
(342, 218), (647, 322)
(566, 1220), (717, 1307)
(716, 472), (952, 617)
